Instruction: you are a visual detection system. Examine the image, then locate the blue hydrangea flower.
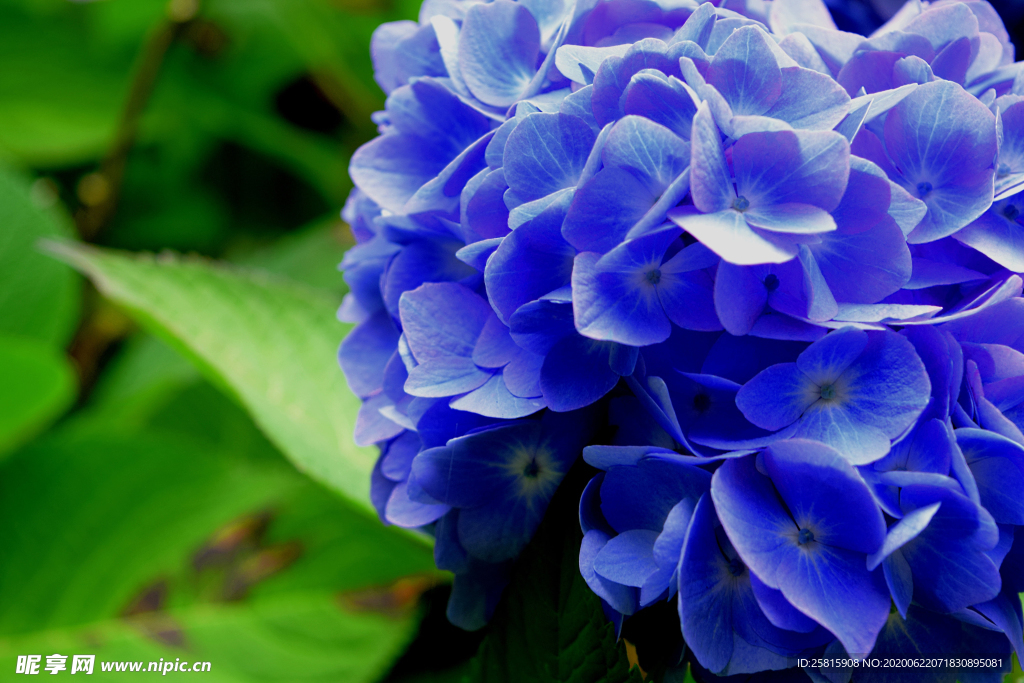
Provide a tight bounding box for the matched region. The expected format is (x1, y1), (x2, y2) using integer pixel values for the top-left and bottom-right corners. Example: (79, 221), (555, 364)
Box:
(340, 0), (1024, 669)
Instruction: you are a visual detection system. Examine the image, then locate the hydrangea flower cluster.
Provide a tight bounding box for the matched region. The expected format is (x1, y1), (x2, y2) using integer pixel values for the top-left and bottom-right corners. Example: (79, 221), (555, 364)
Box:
(339, 0), (1024, 677)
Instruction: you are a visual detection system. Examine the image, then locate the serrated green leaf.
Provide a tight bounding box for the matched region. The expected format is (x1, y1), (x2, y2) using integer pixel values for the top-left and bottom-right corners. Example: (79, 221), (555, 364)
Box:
(468, 465), (645, 683)
(0, 334), (76, 457)
(0, 164), (80, 347)
(46, 242), (386, 521)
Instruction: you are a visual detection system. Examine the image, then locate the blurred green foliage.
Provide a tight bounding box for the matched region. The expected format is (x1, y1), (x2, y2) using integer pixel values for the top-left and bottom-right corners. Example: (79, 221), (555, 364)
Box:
(0, 0), (452, 679)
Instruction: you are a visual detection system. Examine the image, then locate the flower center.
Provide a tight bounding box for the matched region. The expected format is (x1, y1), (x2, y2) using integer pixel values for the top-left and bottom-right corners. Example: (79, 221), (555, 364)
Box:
(763, 273), (780, 292)
(692, 393), (711, 413)
(916, 181), (933, 198)
(797, 528), (815, 545)
(727, 557), (745, 576)
(999, 162), (1012, 178)
(645, 269), (662, 285)
(1004, 204), (1021, 221)
(732, 196), (750, 212)
(522, 458), (540, 478)
(820, 384), (836, 400)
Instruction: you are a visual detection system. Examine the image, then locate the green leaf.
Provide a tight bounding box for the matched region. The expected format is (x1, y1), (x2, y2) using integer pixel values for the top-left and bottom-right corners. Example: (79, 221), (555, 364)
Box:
(0, 593), (416, 683)
(47, 242), (385, 519)
(0, 423), (433, 681)
(0, 6), (126, 166)
(0, 334), (76, 457)
(229, 216), (353, 297)
(83, 334), (202, 432)
(0, 164), (80, 347)
(468, 465), (645, 683)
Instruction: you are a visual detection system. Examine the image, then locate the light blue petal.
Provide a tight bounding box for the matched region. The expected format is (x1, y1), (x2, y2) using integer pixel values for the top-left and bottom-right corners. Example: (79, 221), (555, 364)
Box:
(503, 112), (596, 203)
(744, 203), (837, 235)
(668, 207), (799, 266)
(602, 115), (690, 191)
(690, 102), (735, 213)
(572, 249), (672, 346)
(866, 503), (941, 571)
(706, 26), (782, 116)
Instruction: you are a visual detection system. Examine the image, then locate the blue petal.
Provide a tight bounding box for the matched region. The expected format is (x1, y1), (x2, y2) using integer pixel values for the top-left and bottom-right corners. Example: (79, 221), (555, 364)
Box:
(883, 550), (914, 619)
(591, 38), (692, 126)
(668, 207), (799, 266)
(772, 539), (889, 656)
(501, 348), (545, 398)
(485, 202), (575, 323)
(840, 330), (931, 439)
(690, 102), (735, 214)
(405, 354), (493, 399)
(411, 442), (503, 508)
(713, 262), (769, 336)
(678, 494), (740, 674)
(380, 430), (421, 482)
(382, 233), (476, 315)
(622, 73), (698, 139)
(811, 217), (911, 304)
(339, 310), (400, 398)
(449, 372), (546, 418)
(458, 0), (540, 107)
(764, 66), (851, 130)
(954, 202), (1024, 273)
(744, 203), (837, 235)
(748, 572), (819, 634)
(572, 230), (678, 346)
(733, 129), (850, 213)
(957, 428), (1024, 525)
(562, 167), (659, 253)
(899, 483), (1001, 612)
(866, 502), (942, 571)
(370, 452), (396, 522)
(351, 79), (493, 212)
(508, 300), (576, 355)
(370, 21), (446, 95)
(385, 479), (450, 527)
(463, 168), (511, 240)
(457, 489), (546, 562)
(503, 112), (597, 203)
(555, 44), (631, 85)
(445, 560), (510, 631)
(580, 530), (639, 616)
(456, 237), (502, 273)
(735, 363), (818, 431)
(602, 115), (690, 191)
(796, 326), (867, 385)
(355, 392), (405, 446)
(706, 26), (782, 116)
(400, 282), (491, 363)
(658, 244), (720, 331)
(883, 81), (997, 243)
(593, 529), (660, 587)
(764, 439), (886, 555)
(600, 457), (711, 533)
(795, 403), (893, 466)
(710, 455), (800, 588)
(539, 334), (621, 411)
(404, 131), (492, 216)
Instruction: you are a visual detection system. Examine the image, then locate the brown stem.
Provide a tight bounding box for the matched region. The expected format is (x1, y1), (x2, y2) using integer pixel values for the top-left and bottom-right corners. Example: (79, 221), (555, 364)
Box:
(77, 0), (199, 239)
